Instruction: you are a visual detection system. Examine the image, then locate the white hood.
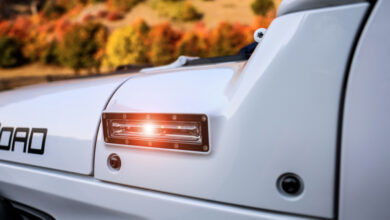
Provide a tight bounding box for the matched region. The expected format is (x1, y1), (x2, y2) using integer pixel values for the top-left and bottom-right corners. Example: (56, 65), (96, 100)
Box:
(0, 75), (129, 174)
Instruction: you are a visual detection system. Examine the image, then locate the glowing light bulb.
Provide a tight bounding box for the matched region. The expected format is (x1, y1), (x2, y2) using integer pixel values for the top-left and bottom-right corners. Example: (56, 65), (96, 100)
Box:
(143, 123), (155, 136)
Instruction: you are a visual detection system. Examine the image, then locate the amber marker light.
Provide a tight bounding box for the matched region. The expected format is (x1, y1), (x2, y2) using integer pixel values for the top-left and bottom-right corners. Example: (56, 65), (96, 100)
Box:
(142, 123), (155, 136)
(102, 113), (209, 152)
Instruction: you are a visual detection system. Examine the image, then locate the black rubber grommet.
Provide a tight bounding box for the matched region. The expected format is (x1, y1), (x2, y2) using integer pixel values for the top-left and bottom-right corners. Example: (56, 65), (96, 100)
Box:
(277, 173), (303, 196)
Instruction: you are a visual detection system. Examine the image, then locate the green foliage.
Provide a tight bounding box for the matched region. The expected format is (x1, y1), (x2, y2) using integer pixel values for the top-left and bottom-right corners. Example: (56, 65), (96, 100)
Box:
(251, 0), (274, 16)
(105, 20), (150, 67)
(151, 0), (202, 22)
(40, 42), (60, 65)
(59, 22), (107, 74)
(0, 36), (24, 68)
(24, 41), (60, 65)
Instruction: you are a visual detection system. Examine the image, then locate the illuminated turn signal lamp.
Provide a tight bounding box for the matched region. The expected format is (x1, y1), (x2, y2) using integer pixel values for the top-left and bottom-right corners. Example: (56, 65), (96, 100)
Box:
(102, 113), (209, 152)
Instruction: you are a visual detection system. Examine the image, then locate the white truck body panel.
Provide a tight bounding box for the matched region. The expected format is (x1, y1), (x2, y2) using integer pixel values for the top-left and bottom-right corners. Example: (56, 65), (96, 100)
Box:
(1, 0), (389, 219)
(340, 0), (390, 219)
(95, 3), (368, 219)
(0, 75), (129, 174)
(0, 162), (314, 220)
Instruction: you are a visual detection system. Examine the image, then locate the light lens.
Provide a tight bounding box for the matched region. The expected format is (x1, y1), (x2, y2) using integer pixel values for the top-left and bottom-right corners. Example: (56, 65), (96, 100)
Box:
(102, 113), (209, 152)
(109, 120), (201, 144)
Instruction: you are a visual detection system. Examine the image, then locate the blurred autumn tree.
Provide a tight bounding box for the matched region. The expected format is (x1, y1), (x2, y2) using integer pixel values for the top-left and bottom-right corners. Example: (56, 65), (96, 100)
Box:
(105, 20), (150, 67)
(148, 23), (182, 65)
(106, 0), (144, 12)
(0, 0), (277, 73)
(59, 22), (107, 74)
(0, 36), (24, 68)
(42, 1), (67, 20)
(151, 0), (202, 22)
(176, 31), (208, 57)
(42, 0), (88, 19)
(208, 23), (253, 57)
(179, 2), (203, 21)
(0, 16), (31, 67)
(251, 0), (274, 16)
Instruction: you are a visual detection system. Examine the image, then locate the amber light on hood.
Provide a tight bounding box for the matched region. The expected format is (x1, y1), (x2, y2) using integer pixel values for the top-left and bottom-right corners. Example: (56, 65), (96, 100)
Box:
(102, 113), (209, 152)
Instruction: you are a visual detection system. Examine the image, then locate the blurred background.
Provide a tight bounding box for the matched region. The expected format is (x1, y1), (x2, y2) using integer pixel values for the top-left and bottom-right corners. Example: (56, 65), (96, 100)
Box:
(0, 0), (280, 90)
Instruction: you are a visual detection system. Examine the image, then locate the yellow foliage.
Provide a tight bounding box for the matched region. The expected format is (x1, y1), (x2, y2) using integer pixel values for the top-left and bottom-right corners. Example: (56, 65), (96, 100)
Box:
(151, 0), (202, 22)
(104, 20), (149, 67)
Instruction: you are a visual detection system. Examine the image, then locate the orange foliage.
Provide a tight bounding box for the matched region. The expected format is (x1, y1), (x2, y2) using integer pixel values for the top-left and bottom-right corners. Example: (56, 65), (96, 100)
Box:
(82, 13), (95, 22)
(208, 22), (253, 57)
(148, 23), (182, 65)
(66, 5), (85, 18)
(21, 16), (72, 63)
(106, 11), (123, 21)
(7, 16), (32, 39)
(252, 10), (275, 29)
(96, 10), (109, 19)
(0, 3), (276, 69)
(106, 0), (143, 12)
(53, 18), (73, 41)
(176, 31), (208, 57)
(0, 20), (12, 36)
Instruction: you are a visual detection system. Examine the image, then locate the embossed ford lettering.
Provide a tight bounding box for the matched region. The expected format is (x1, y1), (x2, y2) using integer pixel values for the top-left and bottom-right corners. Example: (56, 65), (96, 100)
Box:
(0, 124), (47, 155)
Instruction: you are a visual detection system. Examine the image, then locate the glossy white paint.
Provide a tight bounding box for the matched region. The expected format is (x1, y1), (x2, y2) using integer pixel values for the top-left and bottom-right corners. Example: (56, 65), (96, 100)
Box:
(277, 0), (366, 16)
(0, 75), (129, 174)
(0, 162), (314, 220)
(340, 0), (390, 219)
(141, 56), (199, 72)
(95, 4), (368, 218)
